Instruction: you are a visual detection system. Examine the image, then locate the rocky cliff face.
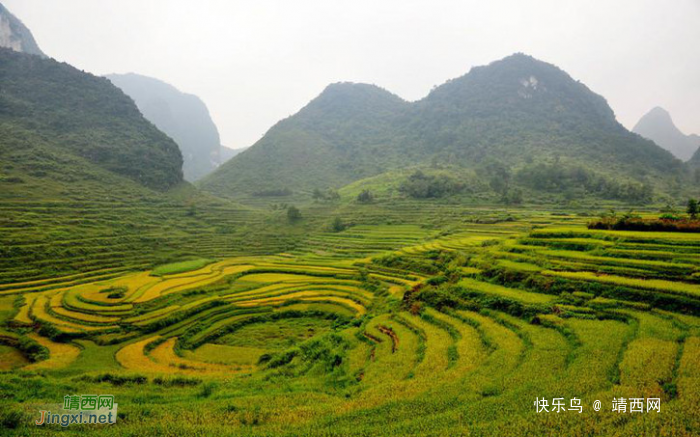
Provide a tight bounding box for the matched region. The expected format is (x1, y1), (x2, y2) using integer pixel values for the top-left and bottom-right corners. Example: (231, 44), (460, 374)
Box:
(0, 3), (46, 57)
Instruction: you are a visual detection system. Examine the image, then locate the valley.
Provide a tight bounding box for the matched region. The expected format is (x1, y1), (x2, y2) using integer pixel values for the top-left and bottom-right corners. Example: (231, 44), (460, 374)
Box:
(0, 2), (698, 436)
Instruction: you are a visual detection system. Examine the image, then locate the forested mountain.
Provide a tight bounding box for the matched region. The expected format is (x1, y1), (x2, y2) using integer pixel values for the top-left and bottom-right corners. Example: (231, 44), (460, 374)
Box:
(633, 107), (700, 161)
(107, 73), (223, 181)
(0, 49), (182, 189)
(0, 3), (45, 57)
(201, 54), (684, 202)
(201, 82), (410, 196)
(0, 47), (273, 279)
(0, 49), (183, 190)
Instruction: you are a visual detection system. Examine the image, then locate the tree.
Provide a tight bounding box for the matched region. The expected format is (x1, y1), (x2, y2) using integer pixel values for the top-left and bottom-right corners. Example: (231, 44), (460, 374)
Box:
(502, 188), (523, 205)
(687, 199), (699, 219)
(312, 188), (340, 202)
(357, 189), (374, 203)
(287, 205), (302, 222)
(330, 217), (346, 232)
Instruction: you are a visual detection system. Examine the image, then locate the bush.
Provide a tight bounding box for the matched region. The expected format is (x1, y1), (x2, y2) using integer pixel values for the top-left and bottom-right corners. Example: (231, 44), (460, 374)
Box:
(399, 170), (463, 199)
(17, 336), (49, 362)
(588, 216), (700, 232)
(356, 190), (374, 203)
(287, 206), (302, 222)
(198, 382), (218, 398)
(330, 217), (346, 232)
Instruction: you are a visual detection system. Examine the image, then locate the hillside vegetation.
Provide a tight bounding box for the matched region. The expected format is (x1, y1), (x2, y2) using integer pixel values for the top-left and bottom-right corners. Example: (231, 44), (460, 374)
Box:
(201, 54), (687, 204)
(0, 48), (296, 283)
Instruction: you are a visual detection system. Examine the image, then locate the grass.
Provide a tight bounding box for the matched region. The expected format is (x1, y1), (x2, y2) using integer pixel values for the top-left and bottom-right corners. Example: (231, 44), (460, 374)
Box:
(151, 259), (214, 276)
(459, 277), (556, 304)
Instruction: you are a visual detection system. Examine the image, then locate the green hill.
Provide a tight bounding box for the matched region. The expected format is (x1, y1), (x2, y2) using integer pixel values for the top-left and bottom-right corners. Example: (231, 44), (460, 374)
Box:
(201, 82), (409, 197)
(201, 54), (685, 203)
(0, 49), (183, 190)
(0, 48), (289, 282)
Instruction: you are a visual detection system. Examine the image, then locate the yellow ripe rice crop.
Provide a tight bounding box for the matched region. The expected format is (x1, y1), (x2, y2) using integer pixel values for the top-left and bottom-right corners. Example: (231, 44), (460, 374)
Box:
(24, 333), (81, 370)
(116, 336), (172, 373)
(13, 293), (37, 324)
(135, 264), (255, 302)
(459, 278), (555, 304)
(238, 273), (330, 283)
(542, 270), (700, 298)
(183, 344), (263, 367)
(619, 338), (677, 398)
(149, 338), (245, 374)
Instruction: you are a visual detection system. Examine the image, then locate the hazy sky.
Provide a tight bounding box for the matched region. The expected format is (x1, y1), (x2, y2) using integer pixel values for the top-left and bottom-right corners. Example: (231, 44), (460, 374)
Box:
(5, 0), (699, 149)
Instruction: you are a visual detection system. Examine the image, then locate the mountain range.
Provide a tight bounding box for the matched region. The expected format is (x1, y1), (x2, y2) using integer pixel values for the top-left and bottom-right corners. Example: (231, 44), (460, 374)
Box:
(200, 54), (685, 202)
(633, 106), (700, 161)
(106, 73), (224, 181)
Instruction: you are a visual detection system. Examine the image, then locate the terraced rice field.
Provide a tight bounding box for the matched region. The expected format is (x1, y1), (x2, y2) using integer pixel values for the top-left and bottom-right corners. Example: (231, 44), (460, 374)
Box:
(1, 212), (699, 436)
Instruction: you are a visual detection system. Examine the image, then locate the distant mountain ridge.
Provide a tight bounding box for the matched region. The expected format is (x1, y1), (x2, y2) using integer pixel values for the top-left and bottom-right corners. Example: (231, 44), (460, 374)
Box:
(0, 3), (45, 57)
(201, 54), (683, 201)
(106, 73), (223, 181)
(633, 107), (700, 161)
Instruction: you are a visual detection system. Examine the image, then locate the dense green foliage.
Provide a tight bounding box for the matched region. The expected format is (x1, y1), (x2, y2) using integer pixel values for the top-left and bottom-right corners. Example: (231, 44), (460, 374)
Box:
(399, 170), (462, 198)
(0, 48), (183, 190)
(515, 161), (654, 203)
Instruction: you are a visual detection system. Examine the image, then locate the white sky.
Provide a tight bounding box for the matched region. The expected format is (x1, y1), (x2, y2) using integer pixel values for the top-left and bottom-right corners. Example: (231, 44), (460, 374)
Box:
(5, 0), (699, 148)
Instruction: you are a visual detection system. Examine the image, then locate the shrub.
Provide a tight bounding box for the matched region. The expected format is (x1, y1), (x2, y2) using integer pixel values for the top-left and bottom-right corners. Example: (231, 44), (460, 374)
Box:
(287, 206), (302, 222)
(399, 170), (462, 199)
(330, 217), (346, 232)
(356, 190), (374, 203)
(17, 336), (49, 362)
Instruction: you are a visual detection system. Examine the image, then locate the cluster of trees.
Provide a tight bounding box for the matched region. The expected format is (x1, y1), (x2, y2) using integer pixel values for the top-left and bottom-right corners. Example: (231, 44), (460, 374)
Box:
(312, 188), (340, 201)
(286, 205), (302, 222)
(515, 162), (653, 203)
(357, 190), (374, 203)
(253, 188), (293, 197)
(589, 202), (700, 232)
(399, 170), (463, 199)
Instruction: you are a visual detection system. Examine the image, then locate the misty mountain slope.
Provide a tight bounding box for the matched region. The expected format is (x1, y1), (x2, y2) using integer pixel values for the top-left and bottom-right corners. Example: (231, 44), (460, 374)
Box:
(0, 49), (183, 190)
(0, 3), (45, 57)
(201, 54), (683, 201)
(689, 147), (700, 168)
(633, 107), (700, 161)
(201, 82), (410, 195)
(107, 73), (223, 181)
(220, 146), (247, 163)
